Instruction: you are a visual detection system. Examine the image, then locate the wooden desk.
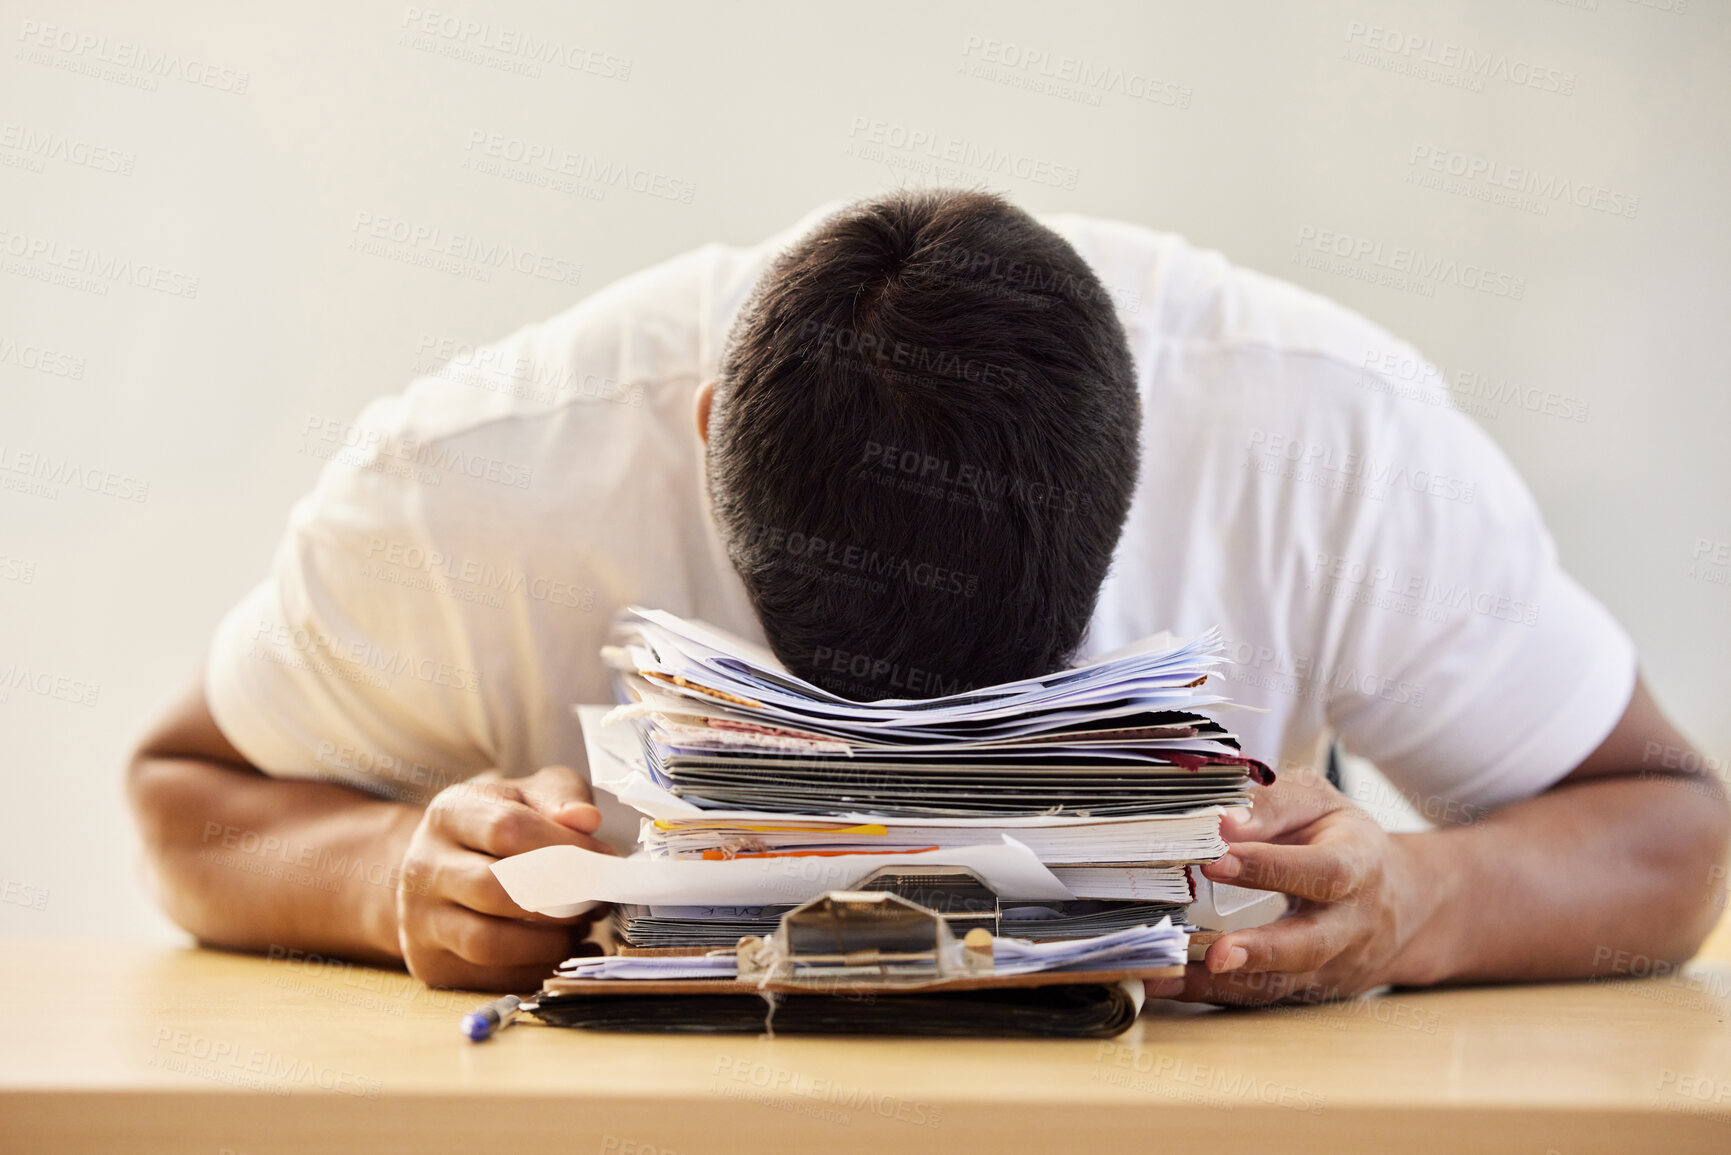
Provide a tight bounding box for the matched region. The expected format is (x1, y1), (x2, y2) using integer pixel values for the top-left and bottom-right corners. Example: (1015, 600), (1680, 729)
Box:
(2, 939), (1729, 1154)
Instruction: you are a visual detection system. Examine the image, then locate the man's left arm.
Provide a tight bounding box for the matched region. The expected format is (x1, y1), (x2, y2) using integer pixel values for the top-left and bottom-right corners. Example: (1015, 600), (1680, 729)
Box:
(1153, 675), (1731, 1004)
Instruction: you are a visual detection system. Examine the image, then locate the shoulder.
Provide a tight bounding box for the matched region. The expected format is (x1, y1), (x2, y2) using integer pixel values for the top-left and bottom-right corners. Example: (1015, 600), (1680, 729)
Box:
(367, 202), (854, 456)
(1040, 212), (1431, 387)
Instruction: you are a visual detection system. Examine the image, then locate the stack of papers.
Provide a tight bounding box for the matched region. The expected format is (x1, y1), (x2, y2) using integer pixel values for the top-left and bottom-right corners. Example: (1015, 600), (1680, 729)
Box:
(613, 898), (1197, 949)
(485, 608), (1273, 960)
(552, 917), (1189, 982)
(639, 811), (1228, 861)
(598, 608), (1268, 818)
(486, 606), (1276, 999)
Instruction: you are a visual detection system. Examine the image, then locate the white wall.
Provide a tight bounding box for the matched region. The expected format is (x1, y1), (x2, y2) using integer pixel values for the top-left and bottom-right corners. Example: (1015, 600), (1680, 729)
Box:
(2, 0), (1725, 939)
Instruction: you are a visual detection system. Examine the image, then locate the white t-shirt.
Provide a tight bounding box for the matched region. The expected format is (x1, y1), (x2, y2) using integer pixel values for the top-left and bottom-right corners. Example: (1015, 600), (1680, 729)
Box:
(206, 202), (1635, 835)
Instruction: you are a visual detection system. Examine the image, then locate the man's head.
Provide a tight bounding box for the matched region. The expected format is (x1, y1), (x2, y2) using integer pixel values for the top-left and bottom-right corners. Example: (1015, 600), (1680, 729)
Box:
(703, 189), (1140, 699)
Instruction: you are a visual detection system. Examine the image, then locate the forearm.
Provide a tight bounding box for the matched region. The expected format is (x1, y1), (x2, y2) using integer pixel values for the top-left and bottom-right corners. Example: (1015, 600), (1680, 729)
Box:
(129, 752), (421, 965)
(1389, 772), (1730, 987)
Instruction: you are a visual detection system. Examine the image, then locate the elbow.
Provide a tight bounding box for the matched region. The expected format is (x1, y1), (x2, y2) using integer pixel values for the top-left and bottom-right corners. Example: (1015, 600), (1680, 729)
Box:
(126, 740), (210, 868)
(125, 745), (225, 943)
(1700, 778), (1731, 921)
(122, 682), (268, 947)
(125, 743), (174, 863)
(1664, 777), (1731, 963)
(125, 750), (193, 930)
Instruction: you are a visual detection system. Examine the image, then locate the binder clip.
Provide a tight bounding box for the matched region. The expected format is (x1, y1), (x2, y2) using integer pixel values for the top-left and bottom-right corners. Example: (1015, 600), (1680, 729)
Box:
(735, 887), (996, 990)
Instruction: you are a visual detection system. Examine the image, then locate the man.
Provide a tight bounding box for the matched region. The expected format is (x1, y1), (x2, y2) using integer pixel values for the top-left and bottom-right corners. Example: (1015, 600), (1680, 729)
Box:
(128, 191), (1729, 1002)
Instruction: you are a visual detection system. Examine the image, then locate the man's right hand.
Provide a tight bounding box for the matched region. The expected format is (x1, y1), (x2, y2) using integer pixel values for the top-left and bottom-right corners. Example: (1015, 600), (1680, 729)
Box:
(395, 765), (613, 991)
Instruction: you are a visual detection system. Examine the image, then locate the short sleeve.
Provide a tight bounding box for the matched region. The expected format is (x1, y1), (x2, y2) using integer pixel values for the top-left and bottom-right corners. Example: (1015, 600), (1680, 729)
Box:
(204, 391), (500, 805)
(1317, 371), (1636, 817)
(203, 239), (741, 806)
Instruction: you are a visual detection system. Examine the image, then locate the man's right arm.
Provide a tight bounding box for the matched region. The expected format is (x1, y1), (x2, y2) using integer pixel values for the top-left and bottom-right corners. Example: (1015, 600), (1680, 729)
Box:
(127, 680), (607, 990)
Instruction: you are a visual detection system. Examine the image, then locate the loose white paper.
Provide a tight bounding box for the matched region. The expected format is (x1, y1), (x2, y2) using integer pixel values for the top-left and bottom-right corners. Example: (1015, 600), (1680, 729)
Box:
(492, 835), (1074, 917)
(555, 954), (739, 980)
(1185, 873), (1290, 931)
(990, 917), (1186, 974)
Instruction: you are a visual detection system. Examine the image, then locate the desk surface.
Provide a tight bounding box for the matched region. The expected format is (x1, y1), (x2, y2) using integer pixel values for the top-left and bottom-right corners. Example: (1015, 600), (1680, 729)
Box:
(2, 938), (1730, 1155)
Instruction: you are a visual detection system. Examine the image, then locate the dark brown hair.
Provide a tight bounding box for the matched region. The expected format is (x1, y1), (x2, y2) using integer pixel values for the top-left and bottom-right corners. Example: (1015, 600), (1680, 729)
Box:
(707, 189), (1140, 698)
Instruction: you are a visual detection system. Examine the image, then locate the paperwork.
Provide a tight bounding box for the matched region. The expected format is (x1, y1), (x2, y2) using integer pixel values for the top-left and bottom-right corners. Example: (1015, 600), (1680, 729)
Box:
(637, 809), (1229, 865)
(596, 608), (1269, 818)
(492, 835), (1073, 917)
(613, 898), (1190, 949)
(491, 607), (1278, 957)
(550, 918), (1188, 982)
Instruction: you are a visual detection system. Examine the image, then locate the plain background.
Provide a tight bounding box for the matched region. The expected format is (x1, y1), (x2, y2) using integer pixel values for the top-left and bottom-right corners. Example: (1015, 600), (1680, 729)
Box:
(1, 0), (1725, 942)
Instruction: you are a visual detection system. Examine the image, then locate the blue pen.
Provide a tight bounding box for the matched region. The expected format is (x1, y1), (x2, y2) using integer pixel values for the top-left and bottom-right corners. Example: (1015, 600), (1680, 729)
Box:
(461, 994), (531, 1041)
